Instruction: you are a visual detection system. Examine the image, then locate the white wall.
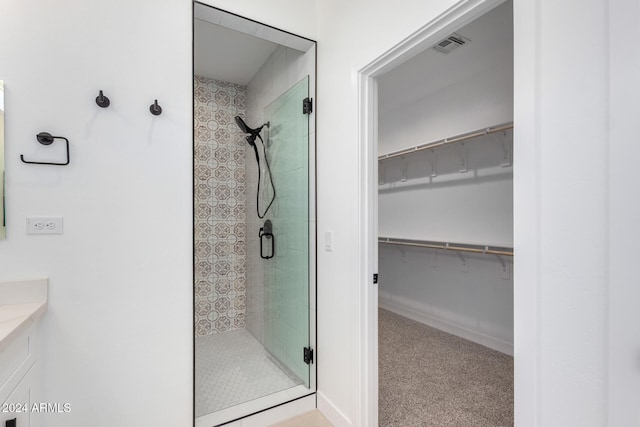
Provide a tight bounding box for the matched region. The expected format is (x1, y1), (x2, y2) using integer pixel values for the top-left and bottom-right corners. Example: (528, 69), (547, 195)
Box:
(378, 72), (513, 245)
(377, 0), (513, 153)
(314, 0), (477, 425)
(514, 0), (609, 425)
(378, 148), (513, 245)
(379, 246), (514, 353)
(0, 1), (192, 425)
(0, 0), (315, 425)
(609, 1), (640, 425)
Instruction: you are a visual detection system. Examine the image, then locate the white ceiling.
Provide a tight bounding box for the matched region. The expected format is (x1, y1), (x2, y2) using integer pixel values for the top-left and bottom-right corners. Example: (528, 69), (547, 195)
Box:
(193, 3), (314, 86)
(194, 19), (279, 85)
(378, 1), (513, 115)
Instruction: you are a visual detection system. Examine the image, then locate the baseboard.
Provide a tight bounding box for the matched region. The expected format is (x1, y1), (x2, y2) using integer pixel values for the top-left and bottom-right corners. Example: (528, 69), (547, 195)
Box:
(239, 394), (316, 427)
(317, 391), (352, 427)
(379, 298), (514, 356)
(198, 392), (315, 427)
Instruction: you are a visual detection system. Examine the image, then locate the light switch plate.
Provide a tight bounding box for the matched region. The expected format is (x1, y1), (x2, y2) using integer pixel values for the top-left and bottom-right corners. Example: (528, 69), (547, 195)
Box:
(324, 231), (333, 252)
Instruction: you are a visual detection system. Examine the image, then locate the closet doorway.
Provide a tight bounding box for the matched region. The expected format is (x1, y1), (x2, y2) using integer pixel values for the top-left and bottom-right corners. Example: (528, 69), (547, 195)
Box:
(358, 0), (514, 425)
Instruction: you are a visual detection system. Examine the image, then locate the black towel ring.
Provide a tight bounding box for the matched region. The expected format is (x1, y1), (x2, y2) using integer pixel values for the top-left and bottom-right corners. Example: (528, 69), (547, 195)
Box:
(20, 132), (70, 166)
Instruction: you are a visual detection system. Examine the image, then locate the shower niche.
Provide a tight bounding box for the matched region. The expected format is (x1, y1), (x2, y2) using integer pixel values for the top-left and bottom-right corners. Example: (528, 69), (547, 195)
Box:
(193, 3), (316, 426)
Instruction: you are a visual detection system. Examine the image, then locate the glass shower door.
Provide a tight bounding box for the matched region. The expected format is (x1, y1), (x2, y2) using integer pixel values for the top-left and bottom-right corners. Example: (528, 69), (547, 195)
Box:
(262, 76), (311, 387)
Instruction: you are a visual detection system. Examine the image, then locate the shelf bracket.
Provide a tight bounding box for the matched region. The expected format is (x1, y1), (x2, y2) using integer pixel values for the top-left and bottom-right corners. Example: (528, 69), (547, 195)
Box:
(498, 131), (512, 167)
(378, 163), (385, 185)
(455, 250), (469, 272)
(400, 157), (408, 182)
(457, 141), (468, 173)
(430, 248), (438, 267)
(426, 149), (437, 177)
(496, 254), (511, 279)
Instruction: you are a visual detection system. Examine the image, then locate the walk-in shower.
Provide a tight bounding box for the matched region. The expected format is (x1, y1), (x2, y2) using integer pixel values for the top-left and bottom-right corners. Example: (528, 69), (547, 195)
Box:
(193, 3), (316, 426)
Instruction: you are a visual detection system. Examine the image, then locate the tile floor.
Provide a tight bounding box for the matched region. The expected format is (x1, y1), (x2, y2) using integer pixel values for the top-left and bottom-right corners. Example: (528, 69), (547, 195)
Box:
(195, 329), (302, 417)
(269, 410), (333, 427)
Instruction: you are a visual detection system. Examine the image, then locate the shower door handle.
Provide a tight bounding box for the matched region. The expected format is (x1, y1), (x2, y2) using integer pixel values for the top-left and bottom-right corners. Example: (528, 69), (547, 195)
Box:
(259, 220), (275, 259)
(259, 229), (274, 259)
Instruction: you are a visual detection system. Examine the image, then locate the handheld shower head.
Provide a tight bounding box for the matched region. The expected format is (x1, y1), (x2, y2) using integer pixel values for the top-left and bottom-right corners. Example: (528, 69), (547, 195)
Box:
(233, 116), (276, 218)
(235, 116), (269, 162)
(234, 116), (269, 142)
(234, 116), (254, 135)
(234, 116), (260, 162)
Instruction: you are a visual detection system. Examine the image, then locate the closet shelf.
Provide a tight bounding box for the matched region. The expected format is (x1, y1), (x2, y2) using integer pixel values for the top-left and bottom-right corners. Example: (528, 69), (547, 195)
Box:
(378, 237), (513, 257)
(378, 122), (513, 162)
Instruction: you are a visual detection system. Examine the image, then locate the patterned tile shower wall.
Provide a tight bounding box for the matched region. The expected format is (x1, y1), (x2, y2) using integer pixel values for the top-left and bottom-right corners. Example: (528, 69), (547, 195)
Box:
(194, 76), (248, 337)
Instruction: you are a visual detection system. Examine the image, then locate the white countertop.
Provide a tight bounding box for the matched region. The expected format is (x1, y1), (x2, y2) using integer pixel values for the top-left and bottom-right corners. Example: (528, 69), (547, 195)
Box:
(0, 278), (48, 352)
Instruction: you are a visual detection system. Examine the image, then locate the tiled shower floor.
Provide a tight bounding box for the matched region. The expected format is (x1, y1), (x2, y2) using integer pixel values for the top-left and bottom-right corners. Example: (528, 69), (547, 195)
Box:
(195, 329), (302, 417)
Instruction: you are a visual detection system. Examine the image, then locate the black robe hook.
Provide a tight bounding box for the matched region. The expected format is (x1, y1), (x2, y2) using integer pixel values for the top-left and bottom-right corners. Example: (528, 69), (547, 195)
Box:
(149, 99), (162, 116)
(95, 90), (110, 108)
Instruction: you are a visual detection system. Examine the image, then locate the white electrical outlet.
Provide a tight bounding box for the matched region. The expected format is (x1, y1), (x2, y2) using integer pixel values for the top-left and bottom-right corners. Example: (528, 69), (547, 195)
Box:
(27, 216), (63, 235)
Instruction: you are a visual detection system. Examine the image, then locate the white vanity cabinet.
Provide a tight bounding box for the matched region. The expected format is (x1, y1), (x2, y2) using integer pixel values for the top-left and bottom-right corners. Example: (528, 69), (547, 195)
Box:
(0, 323), (39, 427)
(0, 279), (47, 427)
(0, 329), (38, 427)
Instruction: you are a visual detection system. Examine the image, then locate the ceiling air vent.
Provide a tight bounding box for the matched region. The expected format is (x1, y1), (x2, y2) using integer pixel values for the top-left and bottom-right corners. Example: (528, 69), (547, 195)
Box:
(433, 33), (470, 54)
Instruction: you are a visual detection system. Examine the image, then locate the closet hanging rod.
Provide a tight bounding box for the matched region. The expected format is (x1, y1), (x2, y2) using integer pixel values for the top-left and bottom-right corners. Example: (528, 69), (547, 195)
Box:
(378, 122), (514, 161)
(378, 237), (513, 257)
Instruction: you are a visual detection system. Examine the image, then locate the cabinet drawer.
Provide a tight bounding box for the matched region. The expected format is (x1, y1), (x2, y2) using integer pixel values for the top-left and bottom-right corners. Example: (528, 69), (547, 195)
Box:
(0, 366), (31, 427)
(0, 328), (33, 404)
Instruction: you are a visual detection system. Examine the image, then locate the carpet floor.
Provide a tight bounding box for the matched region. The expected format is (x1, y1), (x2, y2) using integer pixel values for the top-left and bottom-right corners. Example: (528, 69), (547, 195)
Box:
(379, 309), (514, 426)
